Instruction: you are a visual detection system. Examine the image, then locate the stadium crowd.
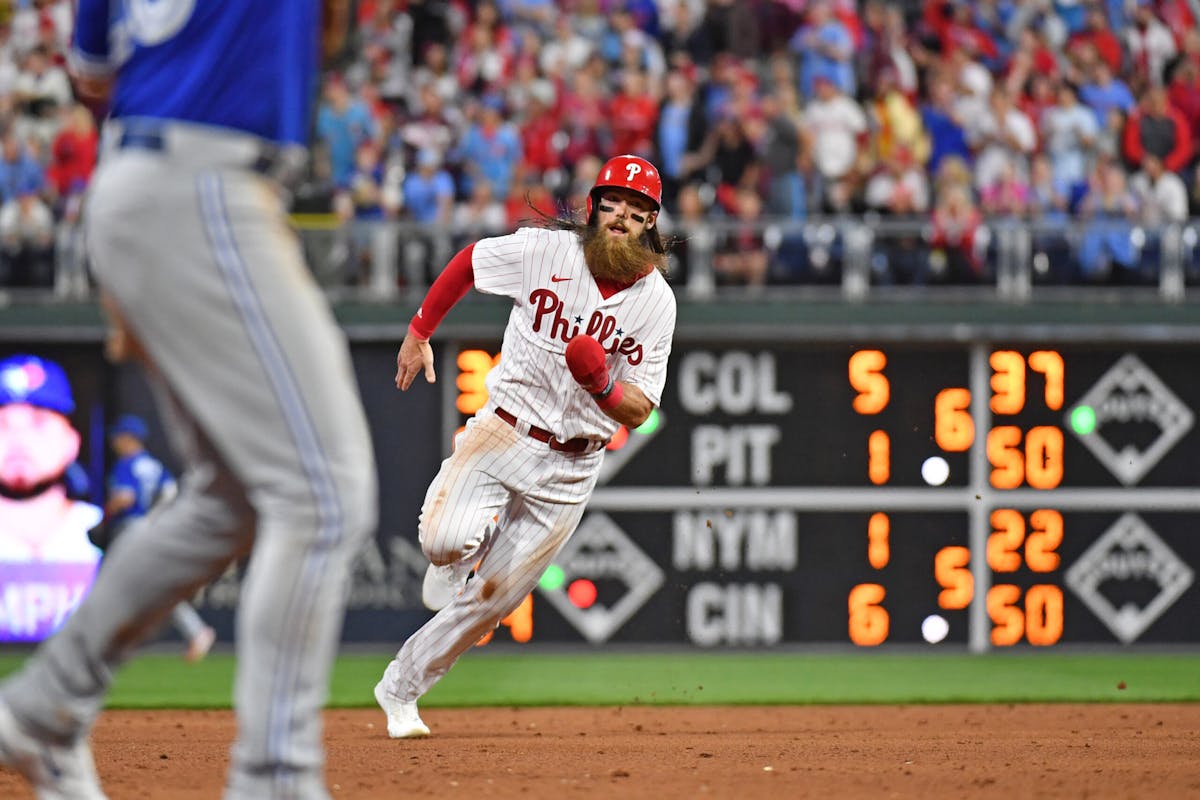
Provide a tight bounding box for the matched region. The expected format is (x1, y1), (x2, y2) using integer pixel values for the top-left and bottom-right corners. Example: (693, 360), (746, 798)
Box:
(1, 0), (1199, 291)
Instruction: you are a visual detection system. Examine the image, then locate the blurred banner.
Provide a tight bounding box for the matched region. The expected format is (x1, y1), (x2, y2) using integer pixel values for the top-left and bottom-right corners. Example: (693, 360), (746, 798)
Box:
(0, 347), (105, 643)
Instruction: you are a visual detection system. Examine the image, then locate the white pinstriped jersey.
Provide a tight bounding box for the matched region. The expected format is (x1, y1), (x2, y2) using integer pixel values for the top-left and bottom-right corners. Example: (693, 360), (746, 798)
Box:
(471, 227), (676, 441)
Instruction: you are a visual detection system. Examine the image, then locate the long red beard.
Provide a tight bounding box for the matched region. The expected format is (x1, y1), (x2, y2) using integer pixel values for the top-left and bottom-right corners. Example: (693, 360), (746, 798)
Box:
(581, 224), (665, 283)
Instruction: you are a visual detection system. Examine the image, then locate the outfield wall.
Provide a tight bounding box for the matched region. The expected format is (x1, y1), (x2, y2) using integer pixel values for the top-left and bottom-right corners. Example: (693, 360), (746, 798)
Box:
(3, 298), (1199, 652)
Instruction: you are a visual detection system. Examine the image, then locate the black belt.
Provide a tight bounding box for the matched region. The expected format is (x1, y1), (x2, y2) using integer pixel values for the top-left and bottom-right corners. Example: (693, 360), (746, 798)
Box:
(495, 407), (600, 454)
(117, 125), (281, 176)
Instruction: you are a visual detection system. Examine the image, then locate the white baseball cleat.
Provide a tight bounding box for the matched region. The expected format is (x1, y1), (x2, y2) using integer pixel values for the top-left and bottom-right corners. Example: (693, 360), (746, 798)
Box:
(421, 562), (472, 611)
(0, 702), (108, 800)
(373, 681), (430, 739)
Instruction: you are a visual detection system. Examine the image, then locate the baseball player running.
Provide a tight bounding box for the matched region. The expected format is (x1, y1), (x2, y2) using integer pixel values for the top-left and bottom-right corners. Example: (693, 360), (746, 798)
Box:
(0, 2), (377, 799)
(103, 414), (216, 663)
(375, 155), (678, 737)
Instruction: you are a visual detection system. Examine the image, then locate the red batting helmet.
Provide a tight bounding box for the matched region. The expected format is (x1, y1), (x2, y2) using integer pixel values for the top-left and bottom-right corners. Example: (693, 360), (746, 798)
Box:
(586, 154), (662, 219)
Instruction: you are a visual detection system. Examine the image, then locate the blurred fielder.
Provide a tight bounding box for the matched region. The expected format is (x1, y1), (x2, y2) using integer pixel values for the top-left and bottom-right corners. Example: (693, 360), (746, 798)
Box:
(102, 414), (216, 663)
(375, 154), (678, 737)
(0, 2), (378, 799)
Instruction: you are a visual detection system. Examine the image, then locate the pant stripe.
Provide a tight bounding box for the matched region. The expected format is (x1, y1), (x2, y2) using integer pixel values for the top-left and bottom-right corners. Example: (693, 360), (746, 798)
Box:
(197, 171), (342, 775)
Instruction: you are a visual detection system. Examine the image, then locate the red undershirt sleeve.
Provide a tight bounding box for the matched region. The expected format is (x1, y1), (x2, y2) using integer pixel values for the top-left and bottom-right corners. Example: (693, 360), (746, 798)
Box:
(409, 243), (476, 340)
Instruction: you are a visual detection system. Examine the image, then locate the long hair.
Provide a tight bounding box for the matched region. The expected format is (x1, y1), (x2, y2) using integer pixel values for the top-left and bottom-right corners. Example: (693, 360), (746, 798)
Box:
(523, 198), (670, 254)
(520, 193), (675, 275)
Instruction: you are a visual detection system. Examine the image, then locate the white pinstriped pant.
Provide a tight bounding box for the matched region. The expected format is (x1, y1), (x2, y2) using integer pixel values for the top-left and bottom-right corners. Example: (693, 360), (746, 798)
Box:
(384, 410), (602, 701)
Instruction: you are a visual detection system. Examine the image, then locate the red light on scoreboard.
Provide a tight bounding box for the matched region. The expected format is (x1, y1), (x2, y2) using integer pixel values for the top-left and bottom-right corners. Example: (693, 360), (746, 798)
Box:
(567, 579), (598, 609)
(606, 425), (630, 451)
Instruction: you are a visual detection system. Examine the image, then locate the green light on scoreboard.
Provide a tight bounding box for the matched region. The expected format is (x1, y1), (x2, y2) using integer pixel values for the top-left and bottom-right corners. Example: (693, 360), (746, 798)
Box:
(1070, 405), (1097, 435)
(539, 564), (566, 591)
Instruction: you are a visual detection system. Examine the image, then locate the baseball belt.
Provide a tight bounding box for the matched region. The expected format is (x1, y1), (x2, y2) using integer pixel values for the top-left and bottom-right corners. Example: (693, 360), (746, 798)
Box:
(494, 407), (605, 454)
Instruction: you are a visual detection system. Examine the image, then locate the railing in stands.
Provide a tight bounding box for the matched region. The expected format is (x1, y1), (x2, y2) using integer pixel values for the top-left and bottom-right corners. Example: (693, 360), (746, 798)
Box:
(24, 216), (1200, 305)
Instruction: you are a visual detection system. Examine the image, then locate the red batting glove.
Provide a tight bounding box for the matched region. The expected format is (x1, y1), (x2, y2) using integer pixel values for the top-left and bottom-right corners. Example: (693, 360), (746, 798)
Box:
(565, 334), (610, 394)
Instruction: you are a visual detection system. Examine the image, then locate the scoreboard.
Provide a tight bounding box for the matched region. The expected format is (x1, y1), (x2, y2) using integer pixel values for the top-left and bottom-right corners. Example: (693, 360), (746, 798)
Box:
(449, 341), (1200, 651)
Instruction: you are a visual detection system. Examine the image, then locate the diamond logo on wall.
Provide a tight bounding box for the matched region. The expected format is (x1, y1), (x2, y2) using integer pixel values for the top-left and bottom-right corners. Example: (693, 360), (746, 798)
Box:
(539, 512), (663, 644)
(1064, 513), (1193, 643)
(1066, 354), (1193, 485)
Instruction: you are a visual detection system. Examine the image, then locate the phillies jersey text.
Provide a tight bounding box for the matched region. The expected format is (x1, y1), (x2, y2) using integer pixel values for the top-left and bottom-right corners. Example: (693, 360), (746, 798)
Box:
(471, 227), (676, 441)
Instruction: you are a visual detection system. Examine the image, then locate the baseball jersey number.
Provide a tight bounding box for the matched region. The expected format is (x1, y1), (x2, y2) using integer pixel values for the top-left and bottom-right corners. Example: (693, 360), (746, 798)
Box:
(127, 0), (196, 45)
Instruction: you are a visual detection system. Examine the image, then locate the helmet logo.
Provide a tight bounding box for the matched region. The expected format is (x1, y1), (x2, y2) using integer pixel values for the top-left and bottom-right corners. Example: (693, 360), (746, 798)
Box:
(1, 361), (45, 397)
(625, 163), (642, 181)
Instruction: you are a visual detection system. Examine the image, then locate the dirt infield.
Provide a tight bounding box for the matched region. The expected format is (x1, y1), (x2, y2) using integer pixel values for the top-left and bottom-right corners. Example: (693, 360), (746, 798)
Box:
(1, 704), (1197, 798)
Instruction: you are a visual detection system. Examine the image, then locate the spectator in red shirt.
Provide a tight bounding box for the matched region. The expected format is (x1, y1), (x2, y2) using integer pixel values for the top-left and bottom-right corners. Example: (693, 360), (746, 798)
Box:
(1167, 58), (1200, 142)
(518, 85), (564, 177)
(948, 5), (999, 66)
(608, 69), (659, 159)
(44, 103), (96, 209)
(557, 65), (610, 168)
(929, 182), (986, 283)
(1122, 85), (1193, 173)
(922, 0), (997, 63)
(1017, 73), (1058, 147)
(503, 166), (555, 230)
(1067, 7), (1124, 76)
(1005, 27), (1060, 98)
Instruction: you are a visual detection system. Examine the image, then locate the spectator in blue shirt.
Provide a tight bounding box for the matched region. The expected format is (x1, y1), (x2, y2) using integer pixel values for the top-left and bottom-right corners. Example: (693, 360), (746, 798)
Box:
(455, 96), (523, 200)
(402, 149), (455, 225)
(316, 76), (379, 188)
(0, 133), (44, 206)
(1076, 160), (1141, 282)
(401, 148), (456, 286)
(1079, 61), (1136, 128)
(1054, 0), (1089, 35)
(789, 0), (855, 101)
(920, 74), (972, 175)
(1040, 82), (1100, 195)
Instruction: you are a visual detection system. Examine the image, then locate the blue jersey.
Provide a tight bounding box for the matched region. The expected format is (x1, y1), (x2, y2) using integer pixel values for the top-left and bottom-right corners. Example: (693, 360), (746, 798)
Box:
(108, 452), (175, 527)
(70, 0), (321, 145)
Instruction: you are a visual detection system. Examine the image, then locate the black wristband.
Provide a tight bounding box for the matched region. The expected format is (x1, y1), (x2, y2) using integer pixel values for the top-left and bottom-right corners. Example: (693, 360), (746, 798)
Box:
(592, 377), (616, 400)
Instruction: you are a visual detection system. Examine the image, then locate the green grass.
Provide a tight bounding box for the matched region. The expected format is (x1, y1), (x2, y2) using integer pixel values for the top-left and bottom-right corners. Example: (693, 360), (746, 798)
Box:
(3, 650), (1199, 708)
